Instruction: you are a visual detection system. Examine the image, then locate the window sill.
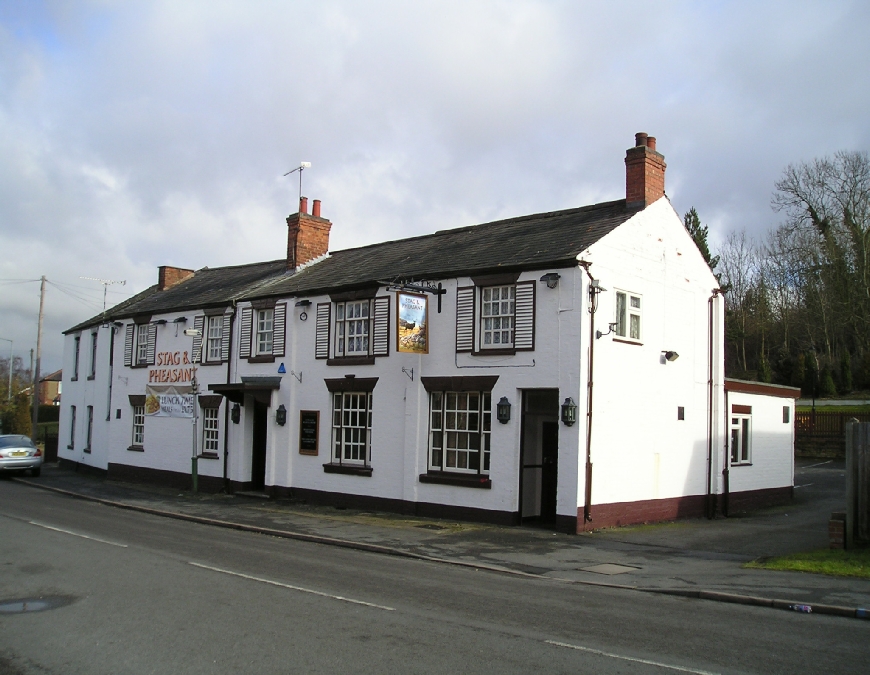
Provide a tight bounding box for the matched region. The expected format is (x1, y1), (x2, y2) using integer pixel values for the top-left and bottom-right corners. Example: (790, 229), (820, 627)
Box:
(87, 375), (95, 381)
(127, 445), (144, 452)
(612, 338), (643, 346)
(70, 377), (78, 382)
(247, 355), (276, 364)
(323, 463), (373, 477)
(472, 348), (516, 357)
(198, 452), (219, 460)
(83, 448), (91, 454)
(200, 360), (223, 367)
(131, 363), (149, 369)
(731, 462), (752, 467)
(67, 445), (74, 450)
(327, 356), (376, 366)
(419, 472), (491, 489)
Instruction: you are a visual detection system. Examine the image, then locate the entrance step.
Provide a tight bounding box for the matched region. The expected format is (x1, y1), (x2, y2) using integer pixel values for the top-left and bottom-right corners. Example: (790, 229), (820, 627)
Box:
(235, 490), (270, 500)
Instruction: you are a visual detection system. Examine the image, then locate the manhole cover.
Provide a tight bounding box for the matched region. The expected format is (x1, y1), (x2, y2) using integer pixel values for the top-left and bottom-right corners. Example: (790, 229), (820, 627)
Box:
(0, 596), (75, 614)
(579, 563), (640, 575)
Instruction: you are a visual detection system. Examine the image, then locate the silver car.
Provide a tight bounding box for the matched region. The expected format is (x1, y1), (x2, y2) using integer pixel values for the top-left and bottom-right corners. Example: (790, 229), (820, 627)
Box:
(0, 435), (43, 477)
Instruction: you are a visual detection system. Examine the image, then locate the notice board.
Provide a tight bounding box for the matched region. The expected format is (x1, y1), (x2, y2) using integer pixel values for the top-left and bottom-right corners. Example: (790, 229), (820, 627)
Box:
(299, 410), (319, 455)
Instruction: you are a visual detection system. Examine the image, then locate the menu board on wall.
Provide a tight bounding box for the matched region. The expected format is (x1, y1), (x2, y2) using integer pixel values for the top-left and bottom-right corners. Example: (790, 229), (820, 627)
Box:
(299, 410), (319, 455)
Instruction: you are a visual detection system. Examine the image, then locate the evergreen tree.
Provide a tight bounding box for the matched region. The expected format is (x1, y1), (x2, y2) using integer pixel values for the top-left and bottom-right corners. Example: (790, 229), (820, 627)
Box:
(840, 352), (853, 393)
(683, 207), (720, 272)
(820, 366), (837, 397)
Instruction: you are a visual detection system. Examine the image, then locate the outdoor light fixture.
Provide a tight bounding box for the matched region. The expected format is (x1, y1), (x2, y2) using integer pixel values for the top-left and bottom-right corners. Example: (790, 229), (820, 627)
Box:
(295, 299), (311, 321)
(295, 299), (312, 307)
(173, 316), (188, 323)
(112, 321), (124, 328)
(231, 403), (240, 424)
(596, 322), (618, 340)
(152, 319), (167, 325)
(663, 351), (680, 362)
(276, 404), (287, 426)
(561, 397), (578, 426)
(539, 273), (561, 289)
(496, 396), (511, 424)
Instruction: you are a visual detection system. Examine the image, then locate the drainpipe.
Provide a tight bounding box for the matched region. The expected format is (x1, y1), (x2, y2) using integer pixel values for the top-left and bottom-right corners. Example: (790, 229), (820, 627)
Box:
(222, 303), (236, 493)
(723, 387), (730, 517)
(578, 262), (599, 525)
(706, 290), (720, 518)
(106, 324), (116, 422)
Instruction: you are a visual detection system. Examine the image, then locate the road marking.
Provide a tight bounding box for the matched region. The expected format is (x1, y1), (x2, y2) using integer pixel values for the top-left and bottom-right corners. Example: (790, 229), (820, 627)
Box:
(794, 483), (814, 488)
(802, 460), (832, 469)
(29, 521), (128, 548)
(545, 640), (720, 674)
(189, 562), (395, 611)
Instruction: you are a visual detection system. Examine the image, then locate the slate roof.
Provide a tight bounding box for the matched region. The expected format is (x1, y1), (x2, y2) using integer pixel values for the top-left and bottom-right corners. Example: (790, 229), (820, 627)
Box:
(63, 197), (641, 332)
(63, 260), (287, 333)
(250, 198), (641, 299)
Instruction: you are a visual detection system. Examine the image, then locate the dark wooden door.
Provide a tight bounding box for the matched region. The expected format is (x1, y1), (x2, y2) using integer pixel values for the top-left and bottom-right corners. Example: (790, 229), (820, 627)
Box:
(540, 421), (559, 524)
(251, 401), (268, 490)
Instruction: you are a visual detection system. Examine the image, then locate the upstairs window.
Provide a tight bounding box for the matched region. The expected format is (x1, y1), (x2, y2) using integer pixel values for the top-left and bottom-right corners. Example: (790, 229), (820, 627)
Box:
(124, 321), (157, 367)
(456, 276), (534, 355)
(238, 303), (286, 362)
(72, 335), (81, 380)
(206, 316), (224, 363)
(315, 294), (390, 364)
(191, 313), (230, 365)
(136, 324), (149, 363)
(88, 332), (98, 379)
(615, 290), (642, 342)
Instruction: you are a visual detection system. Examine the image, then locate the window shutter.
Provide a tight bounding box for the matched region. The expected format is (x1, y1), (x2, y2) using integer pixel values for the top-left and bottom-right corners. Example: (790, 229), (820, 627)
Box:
(123, 324), (133, 366)
(315, 303), (331, 359)
(146, 323), (157, 365)
(192, 315), (204, 362)
(239, 307), (253, 358)
(514, 281), (535, 351)
(456, 286), (474, 352)
(272, 303), (286, 357)
(372, 296), (390, 357)
(221, 312), (231, 362)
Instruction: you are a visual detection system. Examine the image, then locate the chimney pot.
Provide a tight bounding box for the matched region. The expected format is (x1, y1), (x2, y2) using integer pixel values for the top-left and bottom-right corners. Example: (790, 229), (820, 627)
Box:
(646, 136), (656, 151)
(635, 132), (648, 147)
(312, 199), (321, 218)
(299, 196), (308, 214)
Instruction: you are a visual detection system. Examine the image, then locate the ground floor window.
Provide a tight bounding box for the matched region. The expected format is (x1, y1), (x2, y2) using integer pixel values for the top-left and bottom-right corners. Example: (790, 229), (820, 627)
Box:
(68, 406), (76, 449)
(132, 405), (145, 446)
(202, 407), (219, 454)
(730, 414), (751, 464)
(85, 406), (94, 453)
(428, 391), (491, 473)
(332, 392), (371, 465)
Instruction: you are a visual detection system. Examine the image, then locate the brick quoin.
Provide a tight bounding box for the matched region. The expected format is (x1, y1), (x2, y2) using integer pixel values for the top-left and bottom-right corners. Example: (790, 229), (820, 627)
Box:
(286, 197), (332, 271)
(625, 131), (667, 208)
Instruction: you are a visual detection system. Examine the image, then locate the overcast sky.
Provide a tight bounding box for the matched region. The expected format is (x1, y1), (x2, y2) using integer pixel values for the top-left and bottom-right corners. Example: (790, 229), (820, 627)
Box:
(1, 0), (869, 376)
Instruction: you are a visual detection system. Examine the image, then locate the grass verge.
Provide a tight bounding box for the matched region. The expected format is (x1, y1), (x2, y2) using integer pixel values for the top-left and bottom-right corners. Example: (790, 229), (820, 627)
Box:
(745, 548), (870, 578)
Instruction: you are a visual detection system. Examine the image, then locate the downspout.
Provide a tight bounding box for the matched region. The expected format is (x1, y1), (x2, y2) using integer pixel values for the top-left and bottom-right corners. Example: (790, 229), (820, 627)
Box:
(723, 387), (730, 517)
(106, 325), (116, 422)
(705, 290), (719, 518)
(222, 302), (236, 493)
(579, 262), (598, 524)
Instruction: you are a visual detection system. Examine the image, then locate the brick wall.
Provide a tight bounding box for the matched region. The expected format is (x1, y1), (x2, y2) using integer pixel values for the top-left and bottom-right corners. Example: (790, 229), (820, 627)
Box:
(286, 213), (332, 270)
(158, 266), (195, 291)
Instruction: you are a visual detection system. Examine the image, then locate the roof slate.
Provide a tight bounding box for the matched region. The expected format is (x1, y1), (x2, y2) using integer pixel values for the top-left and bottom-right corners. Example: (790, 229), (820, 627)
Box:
(64, 197), (641, 332)
(251, 198), (640, 299)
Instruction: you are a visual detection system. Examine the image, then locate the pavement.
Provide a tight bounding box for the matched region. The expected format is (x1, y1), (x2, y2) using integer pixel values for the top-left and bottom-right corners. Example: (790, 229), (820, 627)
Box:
(9, 457), (870, 620)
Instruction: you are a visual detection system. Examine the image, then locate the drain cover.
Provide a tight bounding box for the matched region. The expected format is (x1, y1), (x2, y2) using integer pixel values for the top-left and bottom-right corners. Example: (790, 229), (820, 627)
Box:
(579, 563), (640, 575)
(0, 596), (75, 614)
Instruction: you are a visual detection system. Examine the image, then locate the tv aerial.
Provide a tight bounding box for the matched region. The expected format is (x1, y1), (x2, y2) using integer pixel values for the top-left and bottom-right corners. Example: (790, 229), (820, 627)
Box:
(80, 277), (126, 311)
(283, 162), (311, 204)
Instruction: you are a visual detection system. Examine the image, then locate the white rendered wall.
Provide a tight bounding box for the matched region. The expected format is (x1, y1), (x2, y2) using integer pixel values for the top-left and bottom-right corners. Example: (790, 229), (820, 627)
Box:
(574, 198), (724, 510)
(726, 391), (795, 493)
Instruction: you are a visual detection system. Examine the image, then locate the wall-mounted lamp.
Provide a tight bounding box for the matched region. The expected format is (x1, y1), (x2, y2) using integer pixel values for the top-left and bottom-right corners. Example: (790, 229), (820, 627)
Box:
(596, 322), (618, 339)
(276, 404), (287, 426)
(539, 273), (561, 289)
(183, 328), (202, 337)
(561, 397), (578, 426)
(173, 316), (188, 323)
(231, 403), (240, 424)
(295, 299), (311, 321)
(112, 321), (124, 328)
(496, 397), (511, 424)
(663, 351), (680, 362)
(152, 319), (168, 325)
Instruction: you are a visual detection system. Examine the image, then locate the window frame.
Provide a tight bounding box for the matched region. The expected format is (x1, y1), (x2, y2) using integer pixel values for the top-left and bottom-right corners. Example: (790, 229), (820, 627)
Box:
(730, 414), (752, 465)
(455, 277), (535, 355)
(205, 315), (224, 364)
(136, 323), (150, 364)
(132, 405), (145, 448)
(72, 335), (81, 381)
(68, 406), (76, 449)
(202, 406), (220, 456)
(334, 299), (372, 358)
(427, 390), (492, 475)
(614, 289), (643, 343)
(480, 285), (516, 350)
(88, 331), (98, 379)
(330, 391), (372, 467)
(85, 405), (94, 453)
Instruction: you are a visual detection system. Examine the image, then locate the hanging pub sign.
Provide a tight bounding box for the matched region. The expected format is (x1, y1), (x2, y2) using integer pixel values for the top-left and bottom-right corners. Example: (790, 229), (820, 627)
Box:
(145, 385), (194, 418)
(397, 292), (428, 354)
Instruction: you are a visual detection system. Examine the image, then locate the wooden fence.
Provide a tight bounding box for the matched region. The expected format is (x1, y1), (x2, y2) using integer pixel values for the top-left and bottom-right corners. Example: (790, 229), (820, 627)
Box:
(796, 411), (870, 436)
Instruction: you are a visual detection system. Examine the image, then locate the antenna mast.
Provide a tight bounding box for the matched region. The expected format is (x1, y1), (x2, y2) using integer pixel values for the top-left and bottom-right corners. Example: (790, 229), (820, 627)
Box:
(283, 162), (312, 205)
(80, 277), (127, 311)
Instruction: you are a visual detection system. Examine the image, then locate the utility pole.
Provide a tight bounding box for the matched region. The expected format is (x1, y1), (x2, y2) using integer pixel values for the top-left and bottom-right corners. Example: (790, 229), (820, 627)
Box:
(31, 276), (46, 442)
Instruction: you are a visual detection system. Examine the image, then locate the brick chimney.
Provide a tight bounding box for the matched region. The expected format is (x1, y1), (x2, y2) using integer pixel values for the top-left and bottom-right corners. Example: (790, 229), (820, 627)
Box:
(286, 197), (331, 271)
(625, 132), (667, 208)
(158, 266), (195, 291)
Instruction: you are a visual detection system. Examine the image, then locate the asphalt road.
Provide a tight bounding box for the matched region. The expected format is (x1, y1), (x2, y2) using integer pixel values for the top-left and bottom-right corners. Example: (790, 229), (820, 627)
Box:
(0, 481), (866, 675)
